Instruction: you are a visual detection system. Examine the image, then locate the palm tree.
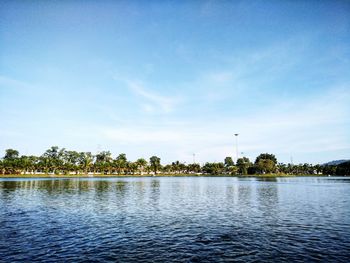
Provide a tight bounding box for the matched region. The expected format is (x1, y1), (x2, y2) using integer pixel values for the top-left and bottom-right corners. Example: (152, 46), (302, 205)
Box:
(79, 152), (93, 174)
(95, 151), (112, 174)
(3, 149), (20, 174)
(150, 156), (161, 175)
(42, 146), (66, 174)
(136, 158), (148, 175)
(63, 150), (81, 174)
(115, 153), (128, 174)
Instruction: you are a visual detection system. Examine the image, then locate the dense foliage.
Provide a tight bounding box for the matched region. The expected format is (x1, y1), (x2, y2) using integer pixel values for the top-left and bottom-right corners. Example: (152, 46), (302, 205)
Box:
(0, 147), (349, 176)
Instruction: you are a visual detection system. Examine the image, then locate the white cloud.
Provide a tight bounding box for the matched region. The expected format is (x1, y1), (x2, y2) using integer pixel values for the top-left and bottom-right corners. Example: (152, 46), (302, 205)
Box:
(0, 75), (32, 89)
(88, 84), (349, 164)
(207, 71), (234, 84)
(100, 127), (186, 143)
(113, 77), (181, 113)
(141, 103), (155, 113)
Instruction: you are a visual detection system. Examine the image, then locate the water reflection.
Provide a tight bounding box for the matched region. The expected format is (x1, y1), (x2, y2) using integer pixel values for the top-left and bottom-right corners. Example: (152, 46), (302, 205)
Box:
(0, 177), (349, 262)
(238, 185), (252, 205)
(94, 180), (110, 197)
(256, 177), (278, 182)
(225, 185), (236, 202)
(114, 181), (128, 195)
(257, 183), (279, 212)
(149, 179), (160, 207)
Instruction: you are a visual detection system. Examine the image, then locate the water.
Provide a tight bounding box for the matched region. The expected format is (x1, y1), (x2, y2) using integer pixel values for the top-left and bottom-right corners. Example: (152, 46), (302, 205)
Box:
(1, 177), (350, 262)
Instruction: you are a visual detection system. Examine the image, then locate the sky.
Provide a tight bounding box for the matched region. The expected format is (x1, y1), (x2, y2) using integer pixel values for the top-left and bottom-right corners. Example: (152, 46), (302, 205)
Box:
(0, 0), (349, 165)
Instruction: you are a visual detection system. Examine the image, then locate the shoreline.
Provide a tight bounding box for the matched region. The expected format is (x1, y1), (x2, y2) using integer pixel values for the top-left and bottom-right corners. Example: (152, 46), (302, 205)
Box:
(0, 174), (331, 179)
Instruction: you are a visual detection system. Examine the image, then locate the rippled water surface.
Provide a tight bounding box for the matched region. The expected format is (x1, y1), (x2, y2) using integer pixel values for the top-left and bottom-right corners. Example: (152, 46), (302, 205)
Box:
(1, 177), (350, 262)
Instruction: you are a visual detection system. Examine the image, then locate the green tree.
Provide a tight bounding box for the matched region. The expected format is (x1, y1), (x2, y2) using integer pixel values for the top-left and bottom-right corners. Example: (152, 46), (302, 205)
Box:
(277, 162), (287, 174)
(314, 164), (322, 175)
(150, 156), (161, 174)
(38, 155), (50, 173)
(227, 165), (238, 175)
(254, 153), (277, 174)
(3, 149), (20, 174)
(42, 146), (65, 174)
(4, 149), (19, 160)
(255, 153), (277, 165)
(257, 159), (276, 174)
(224, 157), (234, 167)
(95, 151), (112, 174)
(188, 163), (201, 173)
(322, 165), (336, 175)
(171, 161), (187, 173)
(128, 162), (138, 174)
(0, 159), (3, 174)
(236, 157), (251, 175)
(202, 162), (225, 175)
(63, 150), (80, 174)
(79, 152), (93, 174)
(115, 153), (128, 174)
(19, 155), (37, 174)
(336, 161), (350, 176)
(136, 158), (148, 174)
(95, 151), (112, 163)
(224, 157), (236, 174)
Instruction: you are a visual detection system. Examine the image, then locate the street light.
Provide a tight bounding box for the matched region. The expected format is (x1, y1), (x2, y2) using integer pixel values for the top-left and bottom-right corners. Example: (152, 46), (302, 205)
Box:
(234, 134), (239, 163)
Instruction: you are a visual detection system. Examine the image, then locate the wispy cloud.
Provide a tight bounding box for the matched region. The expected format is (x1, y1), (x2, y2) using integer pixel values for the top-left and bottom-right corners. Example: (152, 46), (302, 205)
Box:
(174, 37), (311, 104)
(114, 76), (182, 113)
(91, 83), (350, 164)
(0, 75), (33, 90)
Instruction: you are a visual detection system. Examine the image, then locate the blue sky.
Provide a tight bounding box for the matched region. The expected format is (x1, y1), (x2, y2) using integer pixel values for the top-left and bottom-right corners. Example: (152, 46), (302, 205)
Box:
(1, 0), (349, 164)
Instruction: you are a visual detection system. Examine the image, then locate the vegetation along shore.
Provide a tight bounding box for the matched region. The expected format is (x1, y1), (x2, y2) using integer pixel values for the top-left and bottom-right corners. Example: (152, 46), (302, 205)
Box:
(1, 147), (349, 177)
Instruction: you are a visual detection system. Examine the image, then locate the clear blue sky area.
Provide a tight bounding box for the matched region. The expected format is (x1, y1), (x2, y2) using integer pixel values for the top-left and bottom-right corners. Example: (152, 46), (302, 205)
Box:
(1, 0), (349, 164)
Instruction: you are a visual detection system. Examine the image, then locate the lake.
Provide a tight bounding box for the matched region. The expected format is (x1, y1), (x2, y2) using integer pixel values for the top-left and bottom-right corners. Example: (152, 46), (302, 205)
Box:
(1, 177), (350, 262)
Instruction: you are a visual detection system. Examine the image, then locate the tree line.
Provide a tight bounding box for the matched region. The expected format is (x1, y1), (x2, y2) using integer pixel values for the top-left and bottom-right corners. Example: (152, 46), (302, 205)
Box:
(0, 147), (349, 176)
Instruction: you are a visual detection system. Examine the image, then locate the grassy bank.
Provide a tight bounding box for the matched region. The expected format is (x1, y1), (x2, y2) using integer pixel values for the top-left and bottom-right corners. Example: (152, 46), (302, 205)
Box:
(0, 173), (327, 178)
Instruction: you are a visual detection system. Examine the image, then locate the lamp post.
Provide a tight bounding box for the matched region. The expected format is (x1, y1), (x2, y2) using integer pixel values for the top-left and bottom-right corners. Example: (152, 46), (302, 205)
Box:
(234, 134), (239, 163)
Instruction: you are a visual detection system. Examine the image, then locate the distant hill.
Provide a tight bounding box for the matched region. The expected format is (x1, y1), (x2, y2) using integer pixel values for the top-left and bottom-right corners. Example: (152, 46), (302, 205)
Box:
(323, 160), (350, 166)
